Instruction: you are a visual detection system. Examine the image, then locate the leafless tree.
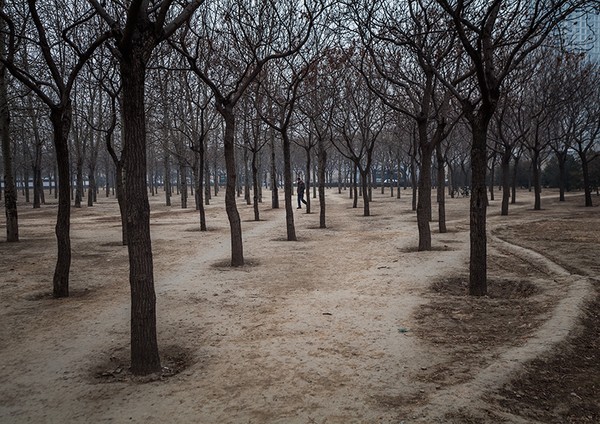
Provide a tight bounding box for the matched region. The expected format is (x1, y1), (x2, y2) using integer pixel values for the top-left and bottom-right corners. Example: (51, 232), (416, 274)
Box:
(174, 0), (318, 263)
(90, 0), (204, 376)
(433, 0), (592, 295)
(1, 1), (111, 297)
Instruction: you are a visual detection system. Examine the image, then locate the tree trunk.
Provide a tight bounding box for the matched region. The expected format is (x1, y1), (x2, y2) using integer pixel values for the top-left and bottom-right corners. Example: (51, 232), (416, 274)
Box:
(417, 142), (433, 250)
(360, 168), (370, 216)
(511, 156), (519, 205)
(352, 163), (358, 208)
(252, 149), (260, 221)
(221, 107), (244, 265)
(120, 53), (160, 376)
(1, 52), (18, 242)
(489, 154), (496, 202)
(436, 144), (447, 234)
(305, 148), (311, 214)
(532, 149), (541, 210)
(500, 148), (511, 215)
(282, 130), (297, 241)
(179, 163), (187, 208)
(469, 116), (489, 296)
(196, 140), (207, 231)
(318, 136), (327, 228)
(580, 152), (593, 207)
(50, 106), (73, 298)
(557, 151), (566, 202)
(164, 152), (171, 206)
(270, 130), (279, 208)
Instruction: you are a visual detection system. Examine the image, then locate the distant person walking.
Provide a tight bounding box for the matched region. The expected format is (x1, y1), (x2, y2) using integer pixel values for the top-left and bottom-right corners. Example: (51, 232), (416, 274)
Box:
(297, 177), (307, 209)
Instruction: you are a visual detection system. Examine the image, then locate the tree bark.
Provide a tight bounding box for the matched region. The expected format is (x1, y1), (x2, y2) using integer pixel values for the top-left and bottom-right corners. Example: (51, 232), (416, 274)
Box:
(436, 144), (447, 234)
(282, 130), (297, 241)
(318, 136), (327, 228)
(417, 142), (433, 250)
(580, 152), (593, 207)
(500, 148), (511, 215)
(120, 52), (160, 376)
(220, 107), (245, 265)
(1, 51), (18, 241)
(360, 167), (370, 216)
(469, 116), (489, 296)
(50, 106), (72, 298)
(270, 130), (279, 208)
(532, 149), (541, 210)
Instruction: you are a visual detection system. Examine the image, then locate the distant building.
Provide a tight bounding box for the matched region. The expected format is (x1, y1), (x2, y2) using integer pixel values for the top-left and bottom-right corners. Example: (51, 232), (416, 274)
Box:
(566, 11), (600, 62)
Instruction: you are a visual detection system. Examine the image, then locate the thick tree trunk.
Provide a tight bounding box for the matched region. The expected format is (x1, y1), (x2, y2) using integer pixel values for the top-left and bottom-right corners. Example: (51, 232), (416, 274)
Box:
(221, 108), (245, 265)
(417, 142), (433, 250)
(1, 56), (18, 242)
(50, 107), (72, 298)
(469, 116), (489, 296)
(282, 131), (297, 241)
(120, 54), (160, 376)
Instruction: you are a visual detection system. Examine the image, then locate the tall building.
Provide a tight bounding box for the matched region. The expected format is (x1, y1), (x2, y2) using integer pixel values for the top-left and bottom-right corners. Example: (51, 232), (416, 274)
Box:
(569, 11), (600, 62)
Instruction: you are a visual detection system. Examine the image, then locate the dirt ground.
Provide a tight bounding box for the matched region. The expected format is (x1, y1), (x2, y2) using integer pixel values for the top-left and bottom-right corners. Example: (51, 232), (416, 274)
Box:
(0, 186), (598, 423)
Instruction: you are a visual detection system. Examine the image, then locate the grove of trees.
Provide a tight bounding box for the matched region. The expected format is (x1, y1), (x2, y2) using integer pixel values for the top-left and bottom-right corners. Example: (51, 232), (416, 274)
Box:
(1, 0), (599, 375)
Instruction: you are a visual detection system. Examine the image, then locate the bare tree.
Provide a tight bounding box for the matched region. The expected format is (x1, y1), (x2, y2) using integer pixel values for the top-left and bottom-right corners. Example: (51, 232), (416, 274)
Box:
(433, 0), (591, 295)
(1, 1), (111, 296)
(90, 0), (204, 376)
(175, 0), (317, 264)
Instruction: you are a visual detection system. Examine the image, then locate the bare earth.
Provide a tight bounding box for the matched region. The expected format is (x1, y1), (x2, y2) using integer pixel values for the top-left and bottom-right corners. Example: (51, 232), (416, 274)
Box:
(0, 187), (598, 423)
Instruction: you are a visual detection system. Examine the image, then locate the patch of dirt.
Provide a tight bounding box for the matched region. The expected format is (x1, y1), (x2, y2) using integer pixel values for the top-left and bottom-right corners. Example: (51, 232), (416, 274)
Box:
(490, 288), (600, 423)
(0, 189), (598, 423)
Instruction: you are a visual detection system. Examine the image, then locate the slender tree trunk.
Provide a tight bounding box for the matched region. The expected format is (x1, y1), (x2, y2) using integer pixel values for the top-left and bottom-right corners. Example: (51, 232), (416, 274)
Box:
(305, 148), (311, 214)
(164, 152), (171, 206)
(532, 149), (541, 210)
(500, 148), (511, 215)
(220, 107), (244, 265)
(180, 163), (187, 209)
(580, 152), (593, 207)
(436, 144), (446, 234)
(360, 168), (370, 216)
(252, 150), (260, 221)
(120, 53), (161, 376)
(50, 106), (72, 298)
(196, 141), (207, 231)
(511, 156), (519, 205)
(318, 136), (326, 228)
(557, 151), (566, 202)
(351, 163), (358, 207)
(270, 130), (279, 208)
(282, 131), (297, 241)
(489, 154), (496, 202)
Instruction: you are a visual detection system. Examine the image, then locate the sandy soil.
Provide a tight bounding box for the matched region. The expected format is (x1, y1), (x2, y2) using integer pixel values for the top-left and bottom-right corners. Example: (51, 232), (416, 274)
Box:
(0, 187), (598, 423)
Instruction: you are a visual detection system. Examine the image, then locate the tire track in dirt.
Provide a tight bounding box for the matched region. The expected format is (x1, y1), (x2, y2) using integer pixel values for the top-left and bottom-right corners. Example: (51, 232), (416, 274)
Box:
(411, 225), (594, 422)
